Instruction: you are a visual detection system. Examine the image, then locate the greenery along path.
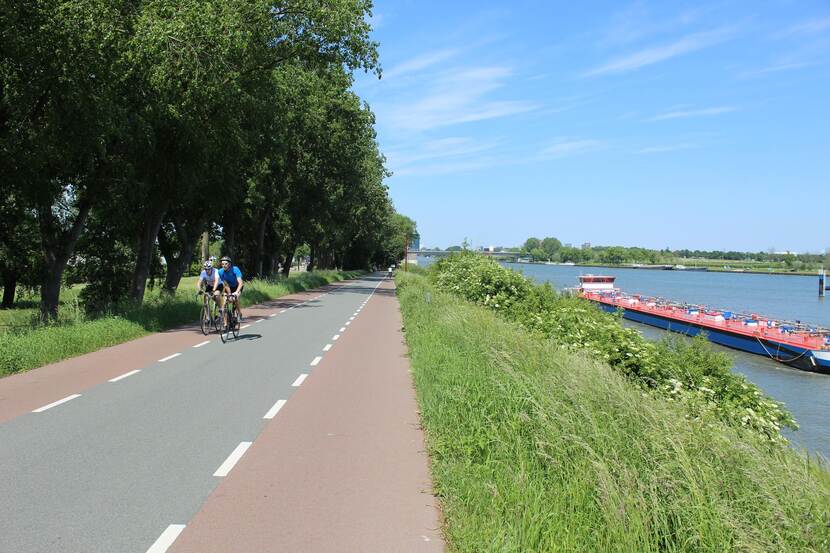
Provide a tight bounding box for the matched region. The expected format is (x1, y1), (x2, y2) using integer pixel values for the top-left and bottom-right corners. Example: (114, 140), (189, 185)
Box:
(0, 271), (360, 377)
(397, 271), (830, 552)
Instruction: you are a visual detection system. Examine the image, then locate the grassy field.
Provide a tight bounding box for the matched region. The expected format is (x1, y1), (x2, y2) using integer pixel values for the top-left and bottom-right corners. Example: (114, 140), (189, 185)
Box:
(0, 271), (359, 377)
(396, 271), (830, 552)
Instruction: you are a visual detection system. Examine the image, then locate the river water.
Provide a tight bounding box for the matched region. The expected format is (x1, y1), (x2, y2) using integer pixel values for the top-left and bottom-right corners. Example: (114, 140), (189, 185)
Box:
(419, 256), (830, 458)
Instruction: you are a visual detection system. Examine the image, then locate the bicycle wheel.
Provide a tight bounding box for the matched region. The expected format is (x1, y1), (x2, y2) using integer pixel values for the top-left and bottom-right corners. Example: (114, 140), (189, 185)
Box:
(200, 302), (210, 335)
(231, 304), (241, 339)
(218, 306), (228, 343)
(223, 304), (234, 342)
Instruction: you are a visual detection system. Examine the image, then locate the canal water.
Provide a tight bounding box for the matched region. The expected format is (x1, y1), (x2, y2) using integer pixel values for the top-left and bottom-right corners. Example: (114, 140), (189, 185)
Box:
(419, 256), (830, 458)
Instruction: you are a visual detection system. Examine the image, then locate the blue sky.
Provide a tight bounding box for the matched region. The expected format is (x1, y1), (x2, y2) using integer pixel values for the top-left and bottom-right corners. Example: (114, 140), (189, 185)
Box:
(354, 1), (830, 252)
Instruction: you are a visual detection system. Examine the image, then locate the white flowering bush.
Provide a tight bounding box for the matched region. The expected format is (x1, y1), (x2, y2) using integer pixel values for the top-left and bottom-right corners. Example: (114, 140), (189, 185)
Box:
(430, 253), (796, 442)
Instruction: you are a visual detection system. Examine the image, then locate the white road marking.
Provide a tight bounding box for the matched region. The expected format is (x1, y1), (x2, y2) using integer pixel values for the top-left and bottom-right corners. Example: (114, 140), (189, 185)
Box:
(310, 356), (322, 366)
(263, 399), (287, 419)
(345, 321), (351, 326)
(158, 353), (181, 363)
(213, 442), (253, 477)
(109, 370), (141, 383)
(323, 344), (332, 351)
(349, 317), (355, 321)
(340, 327), (346, 332)
(146, 524), (186, 553)
(292, 373), (308, 387)
(270, 313), (277, 317)
(254, 319), (263, 324)
(332, 334), (340, 341)
(32, 394), (81, 413)
(280, 310), (286, 313)
(193, 340), (210, 348)
(241, 324), (251, 329)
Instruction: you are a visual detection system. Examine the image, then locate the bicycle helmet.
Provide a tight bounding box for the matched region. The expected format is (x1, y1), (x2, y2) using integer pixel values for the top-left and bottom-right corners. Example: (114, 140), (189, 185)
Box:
(220, 256), (232, 264)
(203, 260), (213, 270)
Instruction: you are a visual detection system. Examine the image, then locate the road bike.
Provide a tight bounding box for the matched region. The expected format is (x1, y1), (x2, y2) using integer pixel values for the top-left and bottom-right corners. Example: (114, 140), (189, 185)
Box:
(198, 290), (220, 336)
(219, 292), (241, 343)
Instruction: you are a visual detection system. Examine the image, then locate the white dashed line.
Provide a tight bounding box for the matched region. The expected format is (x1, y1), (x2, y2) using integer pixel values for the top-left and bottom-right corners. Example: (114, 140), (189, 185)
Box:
(270, 313), (277, 318)
(323, 344), (332, 352)
(292, 373), (308, 387)
(213, 442), (252, 477)
(280, 310), (286, 313)
(340, 327), (346, 332)
(345, 321), (351, 326)
(332, 334), (340, 341)
(263, 399), (287, 419)
(109, 370), (141, 383)
(310, 356), (322, 366)
(193, 340), (210, 348)
(32, 394), (81, 413)
(146, 524), (186, 553)
(254, 319), (263, 324)
(158, 353), (181, 363)
(241, 324), (250, 329)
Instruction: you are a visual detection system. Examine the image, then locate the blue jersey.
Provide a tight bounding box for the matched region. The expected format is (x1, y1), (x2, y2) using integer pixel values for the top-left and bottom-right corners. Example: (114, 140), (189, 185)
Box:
(218, 266), (243, 289)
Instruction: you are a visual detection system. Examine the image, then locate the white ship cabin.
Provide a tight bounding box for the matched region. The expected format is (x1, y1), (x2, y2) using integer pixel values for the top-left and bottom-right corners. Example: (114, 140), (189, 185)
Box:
(578, 275), (617, 292)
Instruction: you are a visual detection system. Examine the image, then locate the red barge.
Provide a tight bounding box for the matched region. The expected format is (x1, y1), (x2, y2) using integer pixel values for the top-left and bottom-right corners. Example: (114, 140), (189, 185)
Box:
(577, 275), (830, 374)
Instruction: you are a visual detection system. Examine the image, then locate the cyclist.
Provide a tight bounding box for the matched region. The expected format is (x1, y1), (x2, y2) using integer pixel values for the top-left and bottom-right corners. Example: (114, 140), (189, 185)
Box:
(218, 256), (244, 322)
(196, 259), (221, 306)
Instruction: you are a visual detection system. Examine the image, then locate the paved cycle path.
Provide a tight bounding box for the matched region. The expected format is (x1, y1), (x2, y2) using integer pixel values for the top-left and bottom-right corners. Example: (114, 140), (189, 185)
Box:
(0, 273), (443, 553)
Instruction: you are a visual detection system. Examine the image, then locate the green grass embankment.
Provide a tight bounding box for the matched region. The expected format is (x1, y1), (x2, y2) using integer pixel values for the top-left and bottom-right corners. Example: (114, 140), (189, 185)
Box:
(0, 270), (360, 377)
(397, 271), (830, 552)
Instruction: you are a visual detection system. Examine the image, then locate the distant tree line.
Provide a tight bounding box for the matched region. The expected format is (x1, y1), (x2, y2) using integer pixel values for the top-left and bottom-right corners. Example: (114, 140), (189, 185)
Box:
(1, 0), (413, 319)
(517, 237), (829, 268)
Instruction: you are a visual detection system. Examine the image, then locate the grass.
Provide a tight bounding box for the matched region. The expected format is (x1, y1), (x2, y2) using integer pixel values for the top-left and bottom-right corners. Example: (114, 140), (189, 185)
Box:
(0, 270), (360, 377)
(396, 271), (830, 552)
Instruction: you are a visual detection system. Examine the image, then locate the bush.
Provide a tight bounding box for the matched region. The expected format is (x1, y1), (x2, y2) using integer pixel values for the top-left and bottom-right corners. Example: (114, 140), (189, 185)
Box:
(429, 253), (795, 442)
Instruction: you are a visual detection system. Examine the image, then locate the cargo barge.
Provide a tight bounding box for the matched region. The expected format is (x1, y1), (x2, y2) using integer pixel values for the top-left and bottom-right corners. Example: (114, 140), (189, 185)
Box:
(577, 275), (830, 374)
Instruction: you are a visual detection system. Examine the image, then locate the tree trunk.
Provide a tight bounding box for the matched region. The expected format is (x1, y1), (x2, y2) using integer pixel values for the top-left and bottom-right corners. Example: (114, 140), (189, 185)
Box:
(200, 230), (209, 263)
(1, 270), (18, 309)
(130, 204), (166, 303)
(160, 218), (200, 294)
(281, 245), (295, 277)
(251, 212), (269, 279)
(37, 199), (92, 320)
(308, 244), (316, 271)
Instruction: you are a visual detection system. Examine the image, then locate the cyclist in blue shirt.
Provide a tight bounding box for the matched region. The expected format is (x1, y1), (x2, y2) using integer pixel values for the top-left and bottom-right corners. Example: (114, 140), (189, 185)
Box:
(218, 256), (244, 322)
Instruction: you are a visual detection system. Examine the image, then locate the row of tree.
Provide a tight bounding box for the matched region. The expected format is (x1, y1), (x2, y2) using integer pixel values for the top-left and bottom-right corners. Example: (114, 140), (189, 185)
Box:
(1, 0), (414, 320)
(520, 237), (829, 267)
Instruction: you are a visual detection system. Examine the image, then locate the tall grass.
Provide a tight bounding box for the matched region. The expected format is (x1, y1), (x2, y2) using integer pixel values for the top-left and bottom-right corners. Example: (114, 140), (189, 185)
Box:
(0, 271), (360, 377)
(397, 272), (830, 552)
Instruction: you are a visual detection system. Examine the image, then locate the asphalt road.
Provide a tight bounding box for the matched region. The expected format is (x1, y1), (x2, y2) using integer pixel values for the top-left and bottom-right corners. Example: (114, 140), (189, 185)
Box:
(0, 274), (388, 553)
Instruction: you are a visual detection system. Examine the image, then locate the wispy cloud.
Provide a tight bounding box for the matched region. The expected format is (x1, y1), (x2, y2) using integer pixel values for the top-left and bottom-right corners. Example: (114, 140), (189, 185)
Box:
(601, 4), (707, 47)
(651, 106), (737, 121)
(376, 66), (538, 132)
(540, 138), (603, 159)
(582, 27), (736, 77)
(384, 49), (460, 78)
(385, 137), (499, 170)
(637, 143), (699, 154)
(738, 61), (818, 79)
(776, 16), (830, 38)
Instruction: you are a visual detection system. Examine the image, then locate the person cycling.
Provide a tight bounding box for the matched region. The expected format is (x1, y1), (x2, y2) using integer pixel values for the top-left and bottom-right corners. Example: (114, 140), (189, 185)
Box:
(196, 259), (221, 304)
(218, 256), (244, 322)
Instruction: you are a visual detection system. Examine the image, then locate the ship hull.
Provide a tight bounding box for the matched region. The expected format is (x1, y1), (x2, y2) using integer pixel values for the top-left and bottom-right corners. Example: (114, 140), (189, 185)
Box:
(593, 302), (830, 374)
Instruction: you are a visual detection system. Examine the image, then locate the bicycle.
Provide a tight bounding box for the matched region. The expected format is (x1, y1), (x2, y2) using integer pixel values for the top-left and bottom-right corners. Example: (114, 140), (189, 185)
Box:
(220, 292), (241, 343)
(198, 290), (220, 336)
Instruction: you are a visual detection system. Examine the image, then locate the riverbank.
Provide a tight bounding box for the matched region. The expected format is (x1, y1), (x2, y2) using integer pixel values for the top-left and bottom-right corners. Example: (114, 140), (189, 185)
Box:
(511, 260), (820, 276)
(397, 270), (830, 551)
(0, 271), (360, 377)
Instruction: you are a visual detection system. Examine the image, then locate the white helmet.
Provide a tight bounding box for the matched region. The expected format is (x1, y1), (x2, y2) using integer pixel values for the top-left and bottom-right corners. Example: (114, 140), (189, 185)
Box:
(203, 260), (213, 270)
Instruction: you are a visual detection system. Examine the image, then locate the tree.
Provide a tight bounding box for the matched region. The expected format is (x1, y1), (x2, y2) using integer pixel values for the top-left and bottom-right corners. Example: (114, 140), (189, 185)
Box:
(541, 236), (562, 258)
(523, 237), (541, 253)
